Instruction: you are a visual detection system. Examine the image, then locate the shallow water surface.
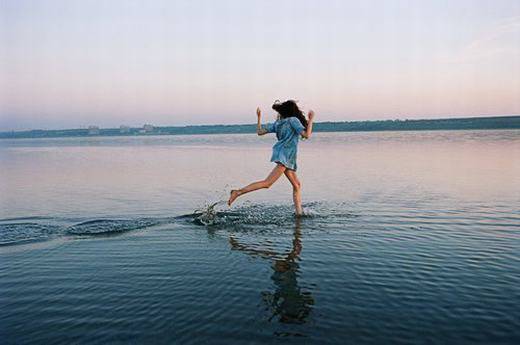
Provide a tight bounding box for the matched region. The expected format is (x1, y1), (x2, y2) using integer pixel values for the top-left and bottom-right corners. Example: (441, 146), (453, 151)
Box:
(1, 130), (519, 344)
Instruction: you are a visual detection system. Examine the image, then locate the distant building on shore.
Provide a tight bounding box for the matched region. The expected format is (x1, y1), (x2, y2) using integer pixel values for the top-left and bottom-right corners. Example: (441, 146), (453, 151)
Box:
(120, 125), (130, 134)
(139, 124), (154, 134)
(88, 126), (100, 135)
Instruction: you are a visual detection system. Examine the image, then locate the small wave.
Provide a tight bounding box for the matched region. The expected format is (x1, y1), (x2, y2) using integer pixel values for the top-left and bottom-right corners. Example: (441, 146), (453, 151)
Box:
(0, 202), (357, 245)
(66, 218), (162, 236)
(0, 216), (54, 222)
(0, 222), (63, 246)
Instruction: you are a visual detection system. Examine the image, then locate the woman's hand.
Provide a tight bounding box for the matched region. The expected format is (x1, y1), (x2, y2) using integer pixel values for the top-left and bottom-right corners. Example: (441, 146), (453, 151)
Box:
(301, 110), (315, 139)
(256, 107), (262, 119)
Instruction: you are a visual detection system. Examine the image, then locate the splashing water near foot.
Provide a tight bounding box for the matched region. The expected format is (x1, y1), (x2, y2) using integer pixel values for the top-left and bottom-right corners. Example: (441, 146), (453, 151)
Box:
(187, 201), (354, 229)
(194, 200), (226, 226)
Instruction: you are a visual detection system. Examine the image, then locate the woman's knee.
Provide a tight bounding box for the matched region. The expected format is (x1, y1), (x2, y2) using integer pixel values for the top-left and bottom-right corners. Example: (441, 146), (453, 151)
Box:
(293, 180), (301, 191)
(263, 179), (274, 189)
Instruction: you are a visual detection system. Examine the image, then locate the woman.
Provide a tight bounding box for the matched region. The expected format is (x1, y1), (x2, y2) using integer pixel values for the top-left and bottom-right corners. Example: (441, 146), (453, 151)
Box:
(228, 100), (315, 215)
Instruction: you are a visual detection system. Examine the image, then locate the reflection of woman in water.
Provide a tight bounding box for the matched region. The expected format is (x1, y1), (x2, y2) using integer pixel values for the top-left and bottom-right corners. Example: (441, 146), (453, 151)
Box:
(228, 100), (315, 215)
(229, 218), (314, 324)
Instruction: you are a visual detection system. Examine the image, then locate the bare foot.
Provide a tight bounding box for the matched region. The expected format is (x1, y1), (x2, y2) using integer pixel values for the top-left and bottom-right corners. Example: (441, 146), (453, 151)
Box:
(228, 189), (240, 206)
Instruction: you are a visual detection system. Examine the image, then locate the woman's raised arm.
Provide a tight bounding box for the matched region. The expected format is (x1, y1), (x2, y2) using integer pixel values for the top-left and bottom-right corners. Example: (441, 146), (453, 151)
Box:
(256, 107), (268, 136)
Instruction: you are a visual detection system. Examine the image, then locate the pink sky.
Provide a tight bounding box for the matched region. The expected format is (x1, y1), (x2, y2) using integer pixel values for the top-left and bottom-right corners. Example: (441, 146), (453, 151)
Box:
(1, 0), (519, 130)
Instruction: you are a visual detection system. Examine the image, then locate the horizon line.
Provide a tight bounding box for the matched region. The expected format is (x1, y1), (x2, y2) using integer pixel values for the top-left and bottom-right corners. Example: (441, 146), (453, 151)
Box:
(2, 114), (520, 133)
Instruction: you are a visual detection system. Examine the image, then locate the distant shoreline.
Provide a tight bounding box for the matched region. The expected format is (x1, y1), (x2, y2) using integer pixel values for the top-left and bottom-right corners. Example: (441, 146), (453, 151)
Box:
(1, 115), (519, 139)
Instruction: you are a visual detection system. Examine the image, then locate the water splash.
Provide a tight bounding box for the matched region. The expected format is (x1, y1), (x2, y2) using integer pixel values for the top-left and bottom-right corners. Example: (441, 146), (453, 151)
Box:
(193, 200), (226, 226)
(185, 201), (357, 228)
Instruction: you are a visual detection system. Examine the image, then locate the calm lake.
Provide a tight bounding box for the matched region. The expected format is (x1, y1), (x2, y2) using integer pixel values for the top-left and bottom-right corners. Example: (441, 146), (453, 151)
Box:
(1, 130), (519, 344)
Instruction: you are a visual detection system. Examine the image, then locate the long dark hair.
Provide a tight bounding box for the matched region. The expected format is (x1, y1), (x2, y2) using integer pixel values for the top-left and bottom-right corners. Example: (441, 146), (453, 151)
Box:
(272, 100), (308, 130)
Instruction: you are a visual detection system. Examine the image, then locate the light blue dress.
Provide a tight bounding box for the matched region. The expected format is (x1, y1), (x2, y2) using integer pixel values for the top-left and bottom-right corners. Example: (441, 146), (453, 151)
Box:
(266, 117), (305, 171)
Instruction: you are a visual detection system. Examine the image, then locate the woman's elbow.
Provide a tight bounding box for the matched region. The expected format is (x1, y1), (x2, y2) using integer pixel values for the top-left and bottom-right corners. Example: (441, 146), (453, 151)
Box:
(301, 132), (311, 139)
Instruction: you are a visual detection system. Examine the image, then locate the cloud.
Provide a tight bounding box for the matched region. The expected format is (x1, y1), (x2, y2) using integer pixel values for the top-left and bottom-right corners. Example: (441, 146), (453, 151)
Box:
(443, 16), (520, 64)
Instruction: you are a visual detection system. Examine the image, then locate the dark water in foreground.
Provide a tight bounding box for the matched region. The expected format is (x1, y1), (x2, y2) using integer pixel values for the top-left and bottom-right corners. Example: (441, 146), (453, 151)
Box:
(1, 131), (519, 344)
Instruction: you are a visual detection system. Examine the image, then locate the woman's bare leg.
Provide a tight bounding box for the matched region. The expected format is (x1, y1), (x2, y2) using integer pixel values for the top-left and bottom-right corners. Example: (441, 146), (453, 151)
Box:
(228, 164), (286, 206)
(284, 169), (303, 216)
